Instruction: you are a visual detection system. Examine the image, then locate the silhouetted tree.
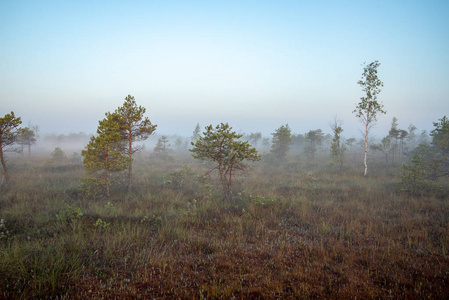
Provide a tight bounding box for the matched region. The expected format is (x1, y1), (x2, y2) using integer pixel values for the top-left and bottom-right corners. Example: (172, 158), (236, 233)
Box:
(192, 123), (201, 142)
(389, 117), (399, 164)
(398, 129), (408, 159)
(407, 124), (417, 148)
(406, 144), (437, 181)
(262, 138), (271, 151)
(18, 127), (36, 157)
(330, 120), (345, 172)
(419, 130), (429, 145)
(353, 60), (385, 176)
(50, 147), (66, 162)
(175, 137), (184, 150)
(154, 135), (172, 161)
(305, 129), (324, 159)
(271, 124), (293, 159)
(292, 133), (306, 152)
(431, 116), (449, 156)
(345, 138), (356, 150)
(248, 132), (262, 147)
(405, 117), (449, 181)
(401, 154), (426, 195)
(371, 136), (392, 165)
(428, 116), (449, 177)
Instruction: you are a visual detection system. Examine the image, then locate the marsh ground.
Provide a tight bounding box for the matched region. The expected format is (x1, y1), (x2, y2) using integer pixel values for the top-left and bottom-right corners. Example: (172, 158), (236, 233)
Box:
(1, 152), (448, 299)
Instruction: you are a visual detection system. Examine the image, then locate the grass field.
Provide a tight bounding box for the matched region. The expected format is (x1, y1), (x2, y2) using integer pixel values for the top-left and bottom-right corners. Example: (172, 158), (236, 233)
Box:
(1, 152), (448, 299)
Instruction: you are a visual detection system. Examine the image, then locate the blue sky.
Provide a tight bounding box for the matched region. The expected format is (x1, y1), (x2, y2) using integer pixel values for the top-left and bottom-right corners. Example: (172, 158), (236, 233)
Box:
(1, 0), (448, 138)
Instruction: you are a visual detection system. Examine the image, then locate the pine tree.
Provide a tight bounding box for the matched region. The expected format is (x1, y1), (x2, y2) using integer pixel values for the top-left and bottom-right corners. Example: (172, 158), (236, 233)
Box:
(248, 132), (262, 147)
(175, 137), (184, 151)
(82, 113), (130, 198)
(431, 116), (449, 156)
(153, 135), (172, 161)
(18, 127), (36, 157)
(330, 120), (345, 172)
(371, 136), (392, 165)
(401, 154), (426, 195)
(192, 123), (201, 142)
(428, 116), (449, 178)
(190, 123), (262, 201)
(0, 112), (22, 182)
(51, 147), (67, 162)
(305, 129), (324, 159)
(270, 124), (293, 159)
(114, 95), (157, 192)
(389, 117), (399, 164)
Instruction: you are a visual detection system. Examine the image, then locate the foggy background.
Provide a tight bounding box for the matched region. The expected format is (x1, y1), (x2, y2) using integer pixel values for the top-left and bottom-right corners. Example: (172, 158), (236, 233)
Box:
(1, 1), (448, 140)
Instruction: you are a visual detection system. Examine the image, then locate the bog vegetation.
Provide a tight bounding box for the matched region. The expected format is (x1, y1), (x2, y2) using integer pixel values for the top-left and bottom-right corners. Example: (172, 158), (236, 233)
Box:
(1, 67), (449, 297)
(1, 114), (448, 298)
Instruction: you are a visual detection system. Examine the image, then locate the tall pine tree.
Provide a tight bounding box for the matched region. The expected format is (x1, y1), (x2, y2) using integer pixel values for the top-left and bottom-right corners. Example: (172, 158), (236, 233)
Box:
(114, 95), (157, 192)
(82, 113), (130, 198)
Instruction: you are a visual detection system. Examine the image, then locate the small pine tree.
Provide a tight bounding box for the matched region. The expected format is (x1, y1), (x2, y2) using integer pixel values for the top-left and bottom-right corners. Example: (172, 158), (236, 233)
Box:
(153, 135), (172, 161)
(51, 147), (66, 162)
(370, 136), (392, 165)
(18, 127), (36, 157)
(401, 154), (426, 195)
(248, 132), (262, 147)
(190, 123), (262, 201)
(330, 120), (345, 173)
(192, 123), (201, 142)
(175, 137), (184, 151)
(0, 112), (22, 182)
(271, 124), (293, 159)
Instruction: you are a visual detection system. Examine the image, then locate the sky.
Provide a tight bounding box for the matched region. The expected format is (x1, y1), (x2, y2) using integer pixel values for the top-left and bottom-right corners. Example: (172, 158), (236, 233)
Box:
(1, 0), (448, 139)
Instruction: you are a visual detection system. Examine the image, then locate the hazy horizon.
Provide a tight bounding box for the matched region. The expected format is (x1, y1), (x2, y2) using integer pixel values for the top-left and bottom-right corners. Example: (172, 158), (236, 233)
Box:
(1, 1), (448, 139)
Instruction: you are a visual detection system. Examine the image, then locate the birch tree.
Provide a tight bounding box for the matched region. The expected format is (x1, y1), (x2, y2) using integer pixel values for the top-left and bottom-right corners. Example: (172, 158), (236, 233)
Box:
(353, 61), (385, 176)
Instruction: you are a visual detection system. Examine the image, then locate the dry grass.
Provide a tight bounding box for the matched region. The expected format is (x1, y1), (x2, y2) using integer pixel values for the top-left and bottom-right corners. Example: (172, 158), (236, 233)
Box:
(1, 153), (448, 299)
